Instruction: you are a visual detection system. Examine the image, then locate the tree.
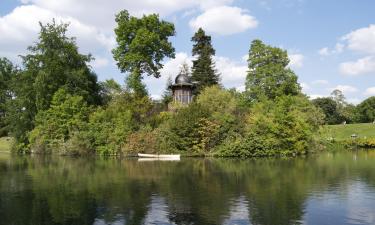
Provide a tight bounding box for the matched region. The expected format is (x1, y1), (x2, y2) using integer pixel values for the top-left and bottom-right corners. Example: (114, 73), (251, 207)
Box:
(312, 97), (341, 124)
(112, 10), (175, 97)
(0, 58), (17, 136)
(23, 20), (100, 110)
(191, 28), (220, 93)
(356, 96), (375, 123)
(28, 88), (90, 154)
(245, 40), (301, 101)
(7, 20), (100, 145)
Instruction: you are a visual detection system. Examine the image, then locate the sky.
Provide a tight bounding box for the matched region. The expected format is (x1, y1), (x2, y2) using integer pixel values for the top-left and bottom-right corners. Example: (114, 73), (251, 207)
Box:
(0, 0), (374, 103)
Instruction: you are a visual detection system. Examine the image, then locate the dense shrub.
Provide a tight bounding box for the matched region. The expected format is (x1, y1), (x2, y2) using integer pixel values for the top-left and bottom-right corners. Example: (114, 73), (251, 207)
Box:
(158, 103), (210, 152)
(217, 95), (324, 157)
(28, 88), (90, 154)
(122, 126), (159, 155)
(86, 93), (153, 155)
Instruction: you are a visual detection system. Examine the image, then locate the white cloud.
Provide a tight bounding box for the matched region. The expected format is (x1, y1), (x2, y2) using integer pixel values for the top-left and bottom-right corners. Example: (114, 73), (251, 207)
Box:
(339, 56), (375, 76)
(318, 47), (330, 56)
(308, 94), (325, 99)
(288, 53), (304, 69)
(236, 85), (246, 92)
(364, 87), (375, 96)
(342, 24), (375, 54)
(160, 52), (193, 79)
(214, 56), (248, 87)
(90, 56), (110, 69)
(335, 43), (344, 53)
(189, 6), (258, 35)
(150, 94), (162, 100)
(300, 82), (310, 92)
(198, 0), (234, 10)
(347, 98), (361, 105)
(0, 5), (114, 59)
(330, 85), (358, 94)
(312, 80), (329, 85)
(318, 43), (344, 56)
(20, 0), (234, 30)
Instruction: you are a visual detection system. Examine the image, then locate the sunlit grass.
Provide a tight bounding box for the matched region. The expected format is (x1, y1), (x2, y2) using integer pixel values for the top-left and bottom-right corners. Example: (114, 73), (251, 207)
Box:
(320, 123), (375, 141)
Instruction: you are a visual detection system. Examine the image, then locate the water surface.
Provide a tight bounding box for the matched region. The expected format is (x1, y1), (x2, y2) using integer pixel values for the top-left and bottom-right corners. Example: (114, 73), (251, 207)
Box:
(0, 151), (375, 225)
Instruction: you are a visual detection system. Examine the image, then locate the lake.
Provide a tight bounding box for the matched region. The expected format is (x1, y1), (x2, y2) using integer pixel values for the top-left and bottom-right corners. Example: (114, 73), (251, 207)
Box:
(0, 151), (375, 225)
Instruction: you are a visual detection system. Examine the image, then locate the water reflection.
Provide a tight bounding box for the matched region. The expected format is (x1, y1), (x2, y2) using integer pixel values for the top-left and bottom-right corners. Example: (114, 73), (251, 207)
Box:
(0, 151), (375, 225)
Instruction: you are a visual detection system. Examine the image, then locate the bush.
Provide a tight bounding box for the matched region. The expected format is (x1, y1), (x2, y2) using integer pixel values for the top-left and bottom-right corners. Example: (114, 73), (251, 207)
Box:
(122, 126), (159, 155)
(86, 93), (152, 155)
(217, 95), (324, 157)
(28, 88), (90, 154)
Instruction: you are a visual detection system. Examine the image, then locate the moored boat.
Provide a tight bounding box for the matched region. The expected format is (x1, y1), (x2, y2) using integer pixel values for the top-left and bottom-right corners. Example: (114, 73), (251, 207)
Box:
(137, 153), (180, 159)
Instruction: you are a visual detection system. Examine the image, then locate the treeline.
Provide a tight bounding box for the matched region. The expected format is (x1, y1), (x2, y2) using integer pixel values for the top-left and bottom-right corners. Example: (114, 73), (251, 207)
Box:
(0, 10), (372, 156)
(312, 91), (375, 125)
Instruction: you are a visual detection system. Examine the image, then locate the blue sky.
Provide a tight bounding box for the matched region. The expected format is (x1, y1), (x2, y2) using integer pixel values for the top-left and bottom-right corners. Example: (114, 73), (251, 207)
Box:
(0, 0), (374, 103)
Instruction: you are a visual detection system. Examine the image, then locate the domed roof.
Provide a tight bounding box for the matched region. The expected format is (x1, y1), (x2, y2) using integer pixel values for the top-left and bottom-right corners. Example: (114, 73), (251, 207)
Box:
(175, 72), (191, 84)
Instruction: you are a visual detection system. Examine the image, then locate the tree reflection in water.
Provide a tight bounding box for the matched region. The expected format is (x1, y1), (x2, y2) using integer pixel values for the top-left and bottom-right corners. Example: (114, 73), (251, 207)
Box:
(0, 151), (375, 225)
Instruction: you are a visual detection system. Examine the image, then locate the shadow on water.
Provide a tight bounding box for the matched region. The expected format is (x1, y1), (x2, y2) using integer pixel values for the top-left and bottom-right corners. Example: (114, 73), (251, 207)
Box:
(0, 151), (375, 225)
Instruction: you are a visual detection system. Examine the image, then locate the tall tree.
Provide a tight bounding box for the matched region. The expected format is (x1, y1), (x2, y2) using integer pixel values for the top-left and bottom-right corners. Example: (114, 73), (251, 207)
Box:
(0, 58), (17, 136)
(112, 10), (175, 97)
(191, 28), (220, 93)
(26, 21), (100, 110)
(7, 20), (100, 145)
(245, 39), (301, 101)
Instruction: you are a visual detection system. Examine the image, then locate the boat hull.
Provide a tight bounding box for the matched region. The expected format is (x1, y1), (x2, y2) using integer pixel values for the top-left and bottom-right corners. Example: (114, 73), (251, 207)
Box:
(137, 153), (180, 159)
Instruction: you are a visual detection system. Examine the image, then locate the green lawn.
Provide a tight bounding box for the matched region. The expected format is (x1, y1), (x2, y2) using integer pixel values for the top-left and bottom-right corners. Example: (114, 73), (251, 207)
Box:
(0, 137), (12, 152)
(320, 123), (375, 141)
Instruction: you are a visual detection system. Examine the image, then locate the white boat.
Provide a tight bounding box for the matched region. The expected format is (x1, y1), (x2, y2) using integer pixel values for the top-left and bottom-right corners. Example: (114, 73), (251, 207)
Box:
(137, 153), (180, 160)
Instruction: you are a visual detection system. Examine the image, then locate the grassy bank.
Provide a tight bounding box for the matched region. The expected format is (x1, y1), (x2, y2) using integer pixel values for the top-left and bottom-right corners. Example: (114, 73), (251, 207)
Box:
(0, 137), (12, 152)
(320, 123), (375, 141)
(320, 123), (375, 149)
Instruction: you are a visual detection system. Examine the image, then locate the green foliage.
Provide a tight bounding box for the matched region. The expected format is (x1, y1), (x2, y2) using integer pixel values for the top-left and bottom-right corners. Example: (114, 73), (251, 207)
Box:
(158, 86), (245, 154)
(87, 93), (153, 155)
(23, 20), (100, 110)
(123, 126), (159, 154)
(112, 9), (175, 97)
(28, 88), (90, 155)
(158, 103), (210, 152)
(245, 40), (301, 101)
(7, 20), (100, 146)
(312, 90), (359, 124)
(191, 28), (220, 93)
(356, 96), (375, 123)
(0, 58), (17, 137)
(312, 97), (342, 124)
(218, 95), (324, 157)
